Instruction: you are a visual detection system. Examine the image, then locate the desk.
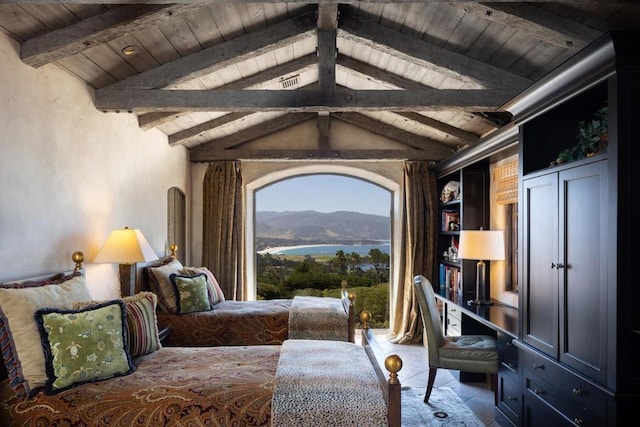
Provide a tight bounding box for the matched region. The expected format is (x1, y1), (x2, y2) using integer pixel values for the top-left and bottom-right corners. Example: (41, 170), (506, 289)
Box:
(434, 294), (518, 338)
(434, 294), (520, 426)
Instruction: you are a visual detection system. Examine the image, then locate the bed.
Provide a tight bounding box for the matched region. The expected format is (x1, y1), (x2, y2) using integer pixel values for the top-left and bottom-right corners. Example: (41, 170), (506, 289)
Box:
(140, 255), (356, 347)
(0, 253), (401, 426)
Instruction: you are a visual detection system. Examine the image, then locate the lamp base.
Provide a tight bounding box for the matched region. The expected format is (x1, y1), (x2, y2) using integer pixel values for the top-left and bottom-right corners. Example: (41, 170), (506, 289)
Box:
(469, 299), (493, 306)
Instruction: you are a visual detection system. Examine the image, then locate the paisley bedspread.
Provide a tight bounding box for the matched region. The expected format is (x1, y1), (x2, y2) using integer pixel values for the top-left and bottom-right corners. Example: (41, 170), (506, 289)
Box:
(158, 299), (292, 346)
(0, 345), (281, 426)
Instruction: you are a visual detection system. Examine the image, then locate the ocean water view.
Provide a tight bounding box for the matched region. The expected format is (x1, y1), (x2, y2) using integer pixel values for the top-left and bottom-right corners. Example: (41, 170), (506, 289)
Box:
(259, 242), (390, 257)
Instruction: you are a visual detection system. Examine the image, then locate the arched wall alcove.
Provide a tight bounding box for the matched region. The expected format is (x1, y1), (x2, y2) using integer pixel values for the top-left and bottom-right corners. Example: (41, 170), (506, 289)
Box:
(245, 163), (404, 326)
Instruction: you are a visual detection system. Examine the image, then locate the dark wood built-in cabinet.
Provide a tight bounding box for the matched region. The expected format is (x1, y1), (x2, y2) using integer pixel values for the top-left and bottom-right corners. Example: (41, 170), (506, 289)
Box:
(522, 160), (608, 382)
(432, 32), (640, 426)
(517, 33), (640, 425)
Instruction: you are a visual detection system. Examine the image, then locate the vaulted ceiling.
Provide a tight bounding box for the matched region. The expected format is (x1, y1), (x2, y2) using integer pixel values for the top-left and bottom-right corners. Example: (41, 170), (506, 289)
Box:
(1, 1), (639, 163)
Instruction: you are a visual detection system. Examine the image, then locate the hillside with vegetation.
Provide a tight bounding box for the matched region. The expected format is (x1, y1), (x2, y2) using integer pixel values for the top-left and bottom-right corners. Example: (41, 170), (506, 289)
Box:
(256, 210), (389, 251)
(257, 248), (390, 328)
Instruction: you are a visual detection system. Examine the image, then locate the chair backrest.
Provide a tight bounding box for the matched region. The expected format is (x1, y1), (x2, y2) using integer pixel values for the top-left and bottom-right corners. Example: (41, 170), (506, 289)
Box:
(414, 275), (445, 367)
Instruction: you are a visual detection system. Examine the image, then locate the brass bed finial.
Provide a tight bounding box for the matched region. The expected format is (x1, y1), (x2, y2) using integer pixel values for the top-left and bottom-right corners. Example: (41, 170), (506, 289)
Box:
(170, 244), (177, 257)
(72, 251), (84, 270)
(360, 310), (371, 329)
(385, 355), (403, 385)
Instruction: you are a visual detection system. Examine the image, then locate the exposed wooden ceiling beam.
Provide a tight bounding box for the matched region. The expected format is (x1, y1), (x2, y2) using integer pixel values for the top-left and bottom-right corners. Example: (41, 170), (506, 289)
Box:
(335, 54), (501, 129)
(96, 88), (518, 112)
(191, 149), (443, 162)
(13, 1), (624, 4)
(317, 113), (331, 151)
(393, 112), (479, 144)
(189, 110), (454, 161)
(20, 4), (203, 68)
(168, 112), (254, 146)
(317, 3), (337, 96)
(451, 2), (602, 51)
(190, 113), (317, 157)
(108, 11), (317, 90)
(331, 112), (454, 156)
(336, 54), (425, 91)
(339, 15), (532, 90)
(139, 53), (318, 129)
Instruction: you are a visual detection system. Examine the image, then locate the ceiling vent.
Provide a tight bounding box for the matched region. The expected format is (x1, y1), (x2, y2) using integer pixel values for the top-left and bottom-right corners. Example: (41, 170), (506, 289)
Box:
(280, 74), (300, 89)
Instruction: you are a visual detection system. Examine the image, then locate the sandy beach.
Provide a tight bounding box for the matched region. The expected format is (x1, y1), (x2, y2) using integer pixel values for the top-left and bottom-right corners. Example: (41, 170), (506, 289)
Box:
(257, 244), (335, 255)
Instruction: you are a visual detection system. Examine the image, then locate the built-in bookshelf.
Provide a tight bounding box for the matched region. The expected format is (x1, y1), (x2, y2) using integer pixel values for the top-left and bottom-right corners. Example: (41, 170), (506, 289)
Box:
(436, 162), (489, 305)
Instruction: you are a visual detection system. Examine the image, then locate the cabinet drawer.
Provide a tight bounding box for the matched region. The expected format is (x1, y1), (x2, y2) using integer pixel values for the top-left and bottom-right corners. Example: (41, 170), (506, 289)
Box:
(523, 386), (575, 427)
(498, 334), (519, 375)
(522, 349), (609, 417)
(524, 375), (604, 426)
(498, 372), (521, 424)
(446, 304), (461, 336)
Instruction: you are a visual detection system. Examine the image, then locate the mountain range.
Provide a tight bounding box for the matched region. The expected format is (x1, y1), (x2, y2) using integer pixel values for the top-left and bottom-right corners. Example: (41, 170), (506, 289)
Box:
(256, 210), (389, 249)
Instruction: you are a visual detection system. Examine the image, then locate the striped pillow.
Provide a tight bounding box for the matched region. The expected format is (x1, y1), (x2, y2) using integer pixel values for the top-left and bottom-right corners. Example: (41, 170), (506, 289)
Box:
(122, 292), (161, 357)
(74, 292), (160, 358)
(180, 266), (225, 305)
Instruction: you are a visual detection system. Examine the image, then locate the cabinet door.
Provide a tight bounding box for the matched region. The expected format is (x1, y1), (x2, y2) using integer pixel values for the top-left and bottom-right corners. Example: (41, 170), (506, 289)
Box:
(558, 161), (608, 383)
(522, 173), (558, 357)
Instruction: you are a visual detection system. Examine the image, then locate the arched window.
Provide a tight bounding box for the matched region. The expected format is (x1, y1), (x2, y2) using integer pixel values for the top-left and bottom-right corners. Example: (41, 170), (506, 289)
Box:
(245, 165), (402, 325)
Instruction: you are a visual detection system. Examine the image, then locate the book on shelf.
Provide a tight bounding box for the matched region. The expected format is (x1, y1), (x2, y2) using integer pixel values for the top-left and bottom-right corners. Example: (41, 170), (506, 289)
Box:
(439, 263), (460, 300)
(441, 209), (460, 232)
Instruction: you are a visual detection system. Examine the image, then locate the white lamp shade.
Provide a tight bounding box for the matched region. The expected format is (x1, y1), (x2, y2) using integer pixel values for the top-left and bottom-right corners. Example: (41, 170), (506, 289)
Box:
(93, 227), (158, 264)
(457, 230), (505, 261)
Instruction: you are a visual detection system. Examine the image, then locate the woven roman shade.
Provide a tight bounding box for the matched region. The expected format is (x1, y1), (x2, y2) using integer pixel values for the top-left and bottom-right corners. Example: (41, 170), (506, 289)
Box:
(494, 160), (518, 205)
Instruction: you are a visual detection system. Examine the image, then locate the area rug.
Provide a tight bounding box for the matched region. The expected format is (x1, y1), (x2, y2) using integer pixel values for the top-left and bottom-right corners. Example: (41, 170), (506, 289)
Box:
(402, 386), (484, 426)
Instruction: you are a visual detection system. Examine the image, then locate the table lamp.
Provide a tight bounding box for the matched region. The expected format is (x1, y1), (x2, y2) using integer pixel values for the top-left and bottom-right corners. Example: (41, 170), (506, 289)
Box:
(457, 228), (505, 305)
(93, 227), (158, 297)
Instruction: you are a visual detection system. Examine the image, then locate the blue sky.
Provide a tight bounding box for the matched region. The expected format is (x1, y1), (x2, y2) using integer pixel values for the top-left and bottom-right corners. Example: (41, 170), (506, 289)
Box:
(256, 174), (390, 217)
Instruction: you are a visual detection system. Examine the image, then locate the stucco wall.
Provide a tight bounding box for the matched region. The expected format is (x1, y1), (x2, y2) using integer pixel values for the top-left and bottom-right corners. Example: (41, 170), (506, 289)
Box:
(0, 33), (189, 299)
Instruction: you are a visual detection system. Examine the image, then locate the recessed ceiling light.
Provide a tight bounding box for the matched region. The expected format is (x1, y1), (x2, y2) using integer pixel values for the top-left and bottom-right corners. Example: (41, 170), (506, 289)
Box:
(122, 46), (138, 56)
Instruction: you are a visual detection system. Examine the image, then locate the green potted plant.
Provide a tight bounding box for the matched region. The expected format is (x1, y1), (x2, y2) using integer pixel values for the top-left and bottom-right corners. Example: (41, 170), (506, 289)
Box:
(553, 105), (608, 165)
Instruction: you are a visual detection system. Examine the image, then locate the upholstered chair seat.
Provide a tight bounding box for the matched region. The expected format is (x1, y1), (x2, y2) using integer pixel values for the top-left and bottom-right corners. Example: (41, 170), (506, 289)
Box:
(413, 275), (499, 404)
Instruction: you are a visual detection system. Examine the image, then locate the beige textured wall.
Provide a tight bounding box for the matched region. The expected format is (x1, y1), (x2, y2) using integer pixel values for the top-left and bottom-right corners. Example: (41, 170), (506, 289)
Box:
(0, 33), (189, 299)
(489, 155), (519, 307)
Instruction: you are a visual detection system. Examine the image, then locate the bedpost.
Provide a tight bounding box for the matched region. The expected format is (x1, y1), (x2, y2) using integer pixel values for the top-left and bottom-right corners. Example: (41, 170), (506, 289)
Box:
(348, 292), (355, 343)
(359, 311), (403, 427)
(385, 355), (402, 427)
(72, 251), (84, 271)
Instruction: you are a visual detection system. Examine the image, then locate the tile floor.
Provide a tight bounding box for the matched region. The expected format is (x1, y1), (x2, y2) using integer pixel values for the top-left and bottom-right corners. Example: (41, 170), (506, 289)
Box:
(365, 329), (501, 427)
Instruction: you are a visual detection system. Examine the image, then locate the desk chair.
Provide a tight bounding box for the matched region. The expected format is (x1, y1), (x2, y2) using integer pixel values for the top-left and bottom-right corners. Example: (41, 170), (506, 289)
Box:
(413, 275), (499, 404)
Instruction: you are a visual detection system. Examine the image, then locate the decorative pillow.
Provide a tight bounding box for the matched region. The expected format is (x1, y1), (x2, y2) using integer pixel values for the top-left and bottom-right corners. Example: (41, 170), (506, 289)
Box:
(74, 292), (161, 358)
(145, 258), (184, 313)
(0, 273), (91, 399)
(123, 292), (161, 357)
(35, 300), (135, 395)
(181, 266), (225, 305)
(169, 273), (211, 314)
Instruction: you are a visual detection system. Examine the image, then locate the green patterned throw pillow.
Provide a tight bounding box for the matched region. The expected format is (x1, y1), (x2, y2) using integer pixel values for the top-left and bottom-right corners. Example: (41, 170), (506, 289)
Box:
(35, 300), (135, 395)
(169, 273), (211, 314)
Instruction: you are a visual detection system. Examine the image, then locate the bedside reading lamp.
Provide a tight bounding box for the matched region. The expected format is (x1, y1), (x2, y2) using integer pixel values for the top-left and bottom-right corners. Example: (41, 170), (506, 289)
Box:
(93, 227), (158, 297)
(457, 229), (505, 305)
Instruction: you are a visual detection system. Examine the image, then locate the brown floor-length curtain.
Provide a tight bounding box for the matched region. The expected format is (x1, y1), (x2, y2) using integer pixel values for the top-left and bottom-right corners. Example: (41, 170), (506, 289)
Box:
(389, 161), (438, 344)
(202, 161), (246, 301)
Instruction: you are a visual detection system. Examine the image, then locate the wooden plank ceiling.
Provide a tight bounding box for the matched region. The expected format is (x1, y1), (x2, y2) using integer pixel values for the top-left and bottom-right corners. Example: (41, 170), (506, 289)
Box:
(1, 1), (638, 162)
